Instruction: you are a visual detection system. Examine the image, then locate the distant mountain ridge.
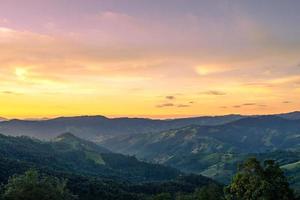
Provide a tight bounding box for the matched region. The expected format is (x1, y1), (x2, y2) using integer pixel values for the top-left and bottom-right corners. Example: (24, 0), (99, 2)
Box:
(277, 111), (300, 120)
(0, 114), (244, 140)
(0, 111), (299, 140)
(101, 115), (300, 155)
(99, 115), (300, 185)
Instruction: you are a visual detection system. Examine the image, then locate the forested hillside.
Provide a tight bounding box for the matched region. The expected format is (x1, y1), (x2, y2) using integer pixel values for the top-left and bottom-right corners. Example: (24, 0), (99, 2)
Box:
(0, 133), (220, 200)
(100, 116), (300, 188)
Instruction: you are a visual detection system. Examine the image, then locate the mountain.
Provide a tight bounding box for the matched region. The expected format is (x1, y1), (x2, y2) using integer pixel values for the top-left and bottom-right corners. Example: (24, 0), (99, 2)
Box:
(282, 160), (300, 193)
(0, 117), (7, 121)
(190, 150), (300, 184)
(53, 132), (111, 154)
(0, 132), (183, 183)
(0, 114), (243, 140)
(100, 116), (300, 185)
(278, 111), (300, 120)
(0, 112), (299, 141)
(0, 133), (219, 200)
(101, 116), (300, 157)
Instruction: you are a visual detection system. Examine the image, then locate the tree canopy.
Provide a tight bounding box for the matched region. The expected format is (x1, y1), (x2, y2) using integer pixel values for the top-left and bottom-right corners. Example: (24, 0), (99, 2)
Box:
(0, 169), (77, 200)
(225, 158), (295, 200)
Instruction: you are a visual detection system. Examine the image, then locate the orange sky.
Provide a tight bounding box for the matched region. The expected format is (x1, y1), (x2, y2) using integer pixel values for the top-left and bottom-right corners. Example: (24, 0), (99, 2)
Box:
(0, 0), (300, 119)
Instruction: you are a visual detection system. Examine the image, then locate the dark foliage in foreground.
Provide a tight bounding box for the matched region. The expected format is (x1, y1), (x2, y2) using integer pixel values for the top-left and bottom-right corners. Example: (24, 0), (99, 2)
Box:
(225, 158), (296, 200)
(0, 168), (220, 200)
(0, 169), (76, 200)
(0, 133), (299, 200)
(0, 133), (218, 200)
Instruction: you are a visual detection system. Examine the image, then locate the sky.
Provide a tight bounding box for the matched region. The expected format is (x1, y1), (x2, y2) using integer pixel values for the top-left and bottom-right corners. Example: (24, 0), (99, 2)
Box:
(0, 0), (300, 119)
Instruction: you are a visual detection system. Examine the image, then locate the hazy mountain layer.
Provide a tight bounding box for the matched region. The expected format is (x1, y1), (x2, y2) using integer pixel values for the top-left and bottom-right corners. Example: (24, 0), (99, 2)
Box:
(100, 116), (300, 186)
(0, 115), (244, 140)
(1, 112), (299, 141)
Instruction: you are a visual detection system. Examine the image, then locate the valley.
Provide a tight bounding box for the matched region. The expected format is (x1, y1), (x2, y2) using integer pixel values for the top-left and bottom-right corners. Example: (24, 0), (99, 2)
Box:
(1, 112), (300, 197)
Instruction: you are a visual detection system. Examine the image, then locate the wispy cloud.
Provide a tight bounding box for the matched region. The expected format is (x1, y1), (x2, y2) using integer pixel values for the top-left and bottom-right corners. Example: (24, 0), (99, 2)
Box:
(156, 103), (174, 108)
(177, 104), (190, 108)
(199, 90), (227, 96)
(165, 95), (176, 100)
(233, 105), (241, 108)
(233, 103), (267, 108)
(282, 101), (291, 104)
(1, 91), (23, 95)
(243, 103), (256, 106)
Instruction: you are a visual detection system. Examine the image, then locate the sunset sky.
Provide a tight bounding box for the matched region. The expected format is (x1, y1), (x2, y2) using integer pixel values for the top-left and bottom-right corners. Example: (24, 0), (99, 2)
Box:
(1, 0), (300, 119)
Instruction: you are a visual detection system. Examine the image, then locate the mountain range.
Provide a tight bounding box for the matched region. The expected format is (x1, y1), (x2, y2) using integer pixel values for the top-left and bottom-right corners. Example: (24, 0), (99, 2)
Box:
(99, 115), (300, 186)
(0, 132), (184, 183)
(1, 111), (300, 191)
(0, 132), (220, 199)
(0, 111), (299, 141)
(0, 114), (244, 140)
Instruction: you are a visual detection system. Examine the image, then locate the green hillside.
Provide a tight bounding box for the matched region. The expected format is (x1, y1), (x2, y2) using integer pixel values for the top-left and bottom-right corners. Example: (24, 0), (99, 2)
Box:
(0, 133), (220, 200)
(0, 133), (181, 183)
(100, 117), (300, 188)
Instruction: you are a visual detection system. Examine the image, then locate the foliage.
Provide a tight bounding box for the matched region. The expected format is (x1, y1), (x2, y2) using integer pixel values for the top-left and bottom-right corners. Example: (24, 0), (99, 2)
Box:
(0, 133), (181, 183)
(0, 133), (299, 199)
(0, 169), (77, 200)
(151, 193), (172, 200)
(225, 158), (295, 200)
(174, 184), (224, 200)
(0, 157), (219, 200)
(193, 184), (224, 200)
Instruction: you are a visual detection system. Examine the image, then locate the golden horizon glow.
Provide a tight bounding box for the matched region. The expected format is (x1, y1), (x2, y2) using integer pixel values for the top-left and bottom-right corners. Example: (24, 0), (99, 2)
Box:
(0, 1), (300, 119)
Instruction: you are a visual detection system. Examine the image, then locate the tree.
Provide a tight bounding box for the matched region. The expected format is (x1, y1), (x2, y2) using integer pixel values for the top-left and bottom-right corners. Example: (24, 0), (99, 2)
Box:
(194, 184), (224, 200)
(151, 193), (172, 200)
(225, 157), (295, 200)
(1, 169), (77, 200)
(175, 184), (224, 200)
